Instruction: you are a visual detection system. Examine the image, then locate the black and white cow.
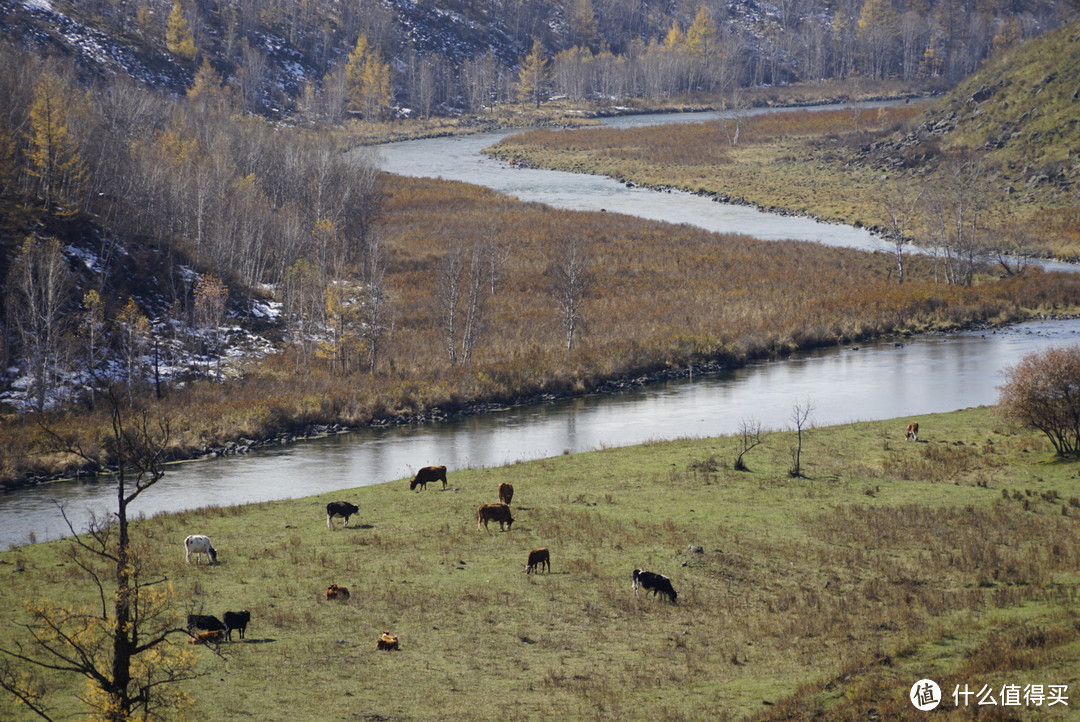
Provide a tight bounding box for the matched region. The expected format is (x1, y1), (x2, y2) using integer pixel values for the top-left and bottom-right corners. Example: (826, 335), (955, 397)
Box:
(184, 535), (218, 564)
(326, 501), (360, 529)
(632, 569), (678, 604)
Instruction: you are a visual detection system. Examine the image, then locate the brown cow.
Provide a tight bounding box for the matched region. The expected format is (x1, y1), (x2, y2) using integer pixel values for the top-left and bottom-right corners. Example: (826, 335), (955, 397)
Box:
(905, 422), (919, 441)
(326, 584), (351, 601)
(524, 547), (550, 574)
(188, 630), (224, 644)
(477, 503), (515, 531)
(376, 631), (399, 650)
(497, 482), (514, 505)
(410, 465), (448, 491)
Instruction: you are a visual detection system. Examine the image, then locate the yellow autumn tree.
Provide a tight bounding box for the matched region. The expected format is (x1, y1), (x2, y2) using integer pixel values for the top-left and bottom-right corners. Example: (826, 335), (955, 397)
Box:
(344, 34), (392, 120)
(685, 4), (719, 90)
(857, 0), (900, 78)
(517, 39), (549, 108)
(23, 69), (87, 215)
(166, 0), (197, 60)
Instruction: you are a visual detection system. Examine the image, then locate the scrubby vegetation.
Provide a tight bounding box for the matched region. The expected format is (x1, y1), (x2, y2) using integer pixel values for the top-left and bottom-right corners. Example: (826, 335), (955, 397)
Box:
(3, 407), (1079, 719)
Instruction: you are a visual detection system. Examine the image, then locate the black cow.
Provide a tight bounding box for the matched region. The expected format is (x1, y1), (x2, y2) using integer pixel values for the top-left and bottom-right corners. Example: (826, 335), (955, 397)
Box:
(632, 569), (678, 604)
(326, 501), (360, 529)
(223, 610), (251, 641)
(187, 614), (227, 634)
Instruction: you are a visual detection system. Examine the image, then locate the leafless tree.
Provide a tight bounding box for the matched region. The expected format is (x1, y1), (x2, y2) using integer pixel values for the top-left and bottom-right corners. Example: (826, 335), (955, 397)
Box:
(436, 241), (490, 366)
(733, 417), (768, 471)
(359, 234), (391, 373)
(788, 398), (814, 478)
(879, 175), (925, 283)
(546, 237), (594, 353)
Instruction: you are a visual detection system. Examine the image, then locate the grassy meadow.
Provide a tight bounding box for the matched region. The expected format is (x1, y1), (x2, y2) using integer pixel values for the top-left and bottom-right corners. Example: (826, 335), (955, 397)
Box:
(3, 406), (1080, 720)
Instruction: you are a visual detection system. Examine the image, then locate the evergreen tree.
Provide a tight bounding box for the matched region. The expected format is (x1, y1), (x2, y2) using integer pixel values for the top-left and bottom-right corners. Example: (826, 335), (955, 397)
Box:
(166, 0), (197, 60)
(517, 39), (549, 108)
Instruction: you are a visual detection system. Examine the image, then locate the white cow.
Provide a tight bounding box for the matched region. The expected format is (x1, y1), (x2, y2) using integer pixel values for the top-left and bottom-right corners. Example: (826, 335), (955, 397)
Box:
(184, 534), (218, 564)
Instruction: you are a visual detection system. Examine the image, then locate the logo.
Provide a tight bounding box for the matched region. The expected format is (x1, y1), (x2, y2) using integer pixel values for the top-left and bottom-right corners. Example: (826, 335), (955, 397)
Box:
(911, 679), (942, 711)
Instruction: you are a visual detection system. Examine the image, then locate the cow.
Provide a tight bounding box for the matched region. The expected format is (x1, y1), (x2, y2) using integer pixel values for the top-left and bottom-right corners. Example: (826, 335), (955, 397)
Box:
(326, 501), (360, 529)
(187, 614), (227, 635)
(477, 503), (515, 531)
(326, 584), (350, 601)
(524, 547), (550, 574)
(410, 465), (448, 491)
(184, 534), (217, 564)
(223, 610), (251, 641)
(376, 631), (400, 651)
(498, 482), (514, 505)
(632, 569), (678, 604)
(188, 630), (224, 644)
(906, 422), (919, 441)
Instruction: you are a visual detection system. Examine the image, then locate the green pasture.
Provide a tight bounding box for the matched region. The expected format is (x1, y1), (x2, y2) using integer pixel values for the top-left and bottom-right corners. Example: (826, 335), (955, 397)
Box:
(2, 407), (1079, 720)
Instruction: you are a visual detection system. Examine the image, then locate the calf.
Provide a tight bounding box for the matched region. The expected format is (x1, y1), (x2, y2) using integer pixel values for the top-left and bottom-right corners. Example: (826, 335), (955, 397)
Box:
(905, 422), (919, 441)
(632, 569), (678, 604)
(326, 584), (351, 601)
(524, 547), (550, 574)
(188, 630), (224, 644)
(184, 534), (217, 564)
(477, 503), (515, 531)
(187, 614), (227, 634)
(410, 465), (448, 491)
(497, 482), (514, 505)
(376, 631), (399, 651)
(326, 501), (360, 529)
(223, 610), (251, 641)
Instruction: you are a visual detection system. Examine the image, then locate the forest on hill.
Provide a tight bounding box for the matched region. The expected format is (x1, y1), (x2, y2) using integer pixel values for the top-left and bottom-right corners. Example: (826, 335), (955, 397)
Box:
(1, 2), (1080, 486)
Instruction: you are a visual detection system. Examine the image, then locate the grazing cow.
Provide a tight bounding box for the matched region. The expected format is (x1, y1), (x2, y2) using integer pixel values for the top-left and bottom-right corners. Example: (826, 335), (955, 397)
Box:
(376, 631), (400, 651)
(632, 569), (678, 604)
(326, 584), (351, 601)
(187, 614), (227, 634)
(477, 503), (515, 531)
(326, 501), (360, 529)
(524, 547), (550, 574)
(498, 482), (514, 505)
(906, 422), (919, 441)
(184, 534), (217, 564)
(223, 610), (251, 641)
(188, 630), (224, 644)
(410, 465), (448, 491)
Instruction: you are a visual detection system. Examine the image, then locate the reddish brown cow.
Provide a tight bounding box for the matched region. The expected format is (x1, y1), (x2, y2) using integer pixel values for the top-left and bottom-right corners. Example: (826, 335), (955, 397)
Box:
(410, 465), (448, 491)
(326, 584), (351, 601)
(188, 630), (224, 644)
(524, 547), (550, 574)
(498, 482), (514, 505)
(906, 422), (919, 441)
(477, 503), (515, 531)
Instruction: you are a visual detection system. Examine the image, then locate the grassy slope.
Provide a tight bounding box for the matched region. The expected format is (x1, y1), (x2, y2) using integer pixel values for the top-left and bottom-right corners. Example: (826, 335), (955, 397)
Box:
(3, 407), (1079, 720)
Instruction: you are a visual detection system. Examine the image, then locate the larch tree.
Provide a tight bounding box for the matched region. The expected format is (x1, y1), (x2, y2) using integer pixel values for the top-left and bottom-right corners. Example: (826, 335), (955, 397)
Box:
(165, 0), (197, 60)
(344, 34), (392, 120)
(115, 296), (151, 402)
(517, 40), (550, 108)
(80, 289), (107, 401)
(857, 0), (900, 79)
(0, 389), (200, 722)
(685, 4), (719, 91)
(23, 69), (87, 216)
(192, 273), (228, 380)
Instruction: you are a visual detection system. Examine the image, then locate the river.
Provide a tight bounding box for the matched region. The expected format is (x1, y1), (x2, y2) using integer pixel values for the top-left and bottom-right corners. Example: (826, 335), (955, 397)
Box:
(3, 108), (1078, 549)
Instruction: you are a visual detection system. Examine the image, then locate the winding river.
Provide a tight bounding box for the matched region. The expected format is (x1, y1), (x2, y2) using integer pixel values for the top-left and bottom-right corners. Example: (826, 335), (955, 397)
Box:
(3, 108), (1077, 549)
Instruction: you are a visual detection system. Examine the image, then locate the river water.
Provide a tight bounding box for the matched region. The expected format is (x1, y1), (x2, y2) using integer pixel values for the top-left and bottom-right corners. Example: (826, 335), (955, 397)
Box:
(3, 109), (1078, 549)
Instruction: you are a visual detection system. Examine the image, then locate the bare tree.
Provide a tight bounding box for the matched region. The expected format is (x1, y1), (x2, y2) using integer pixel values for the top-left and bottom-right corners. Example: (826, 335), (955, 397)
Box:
(788, 398), (814, 478)
(546, 237), (594, 353)
(359, 234), (391, 373)
(5, 237), (74, 412)
(879, 175), (924, 283)
(436, 241), (490, 366)
(733, 417), (768, 471)
(0, 389), (201, 721)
